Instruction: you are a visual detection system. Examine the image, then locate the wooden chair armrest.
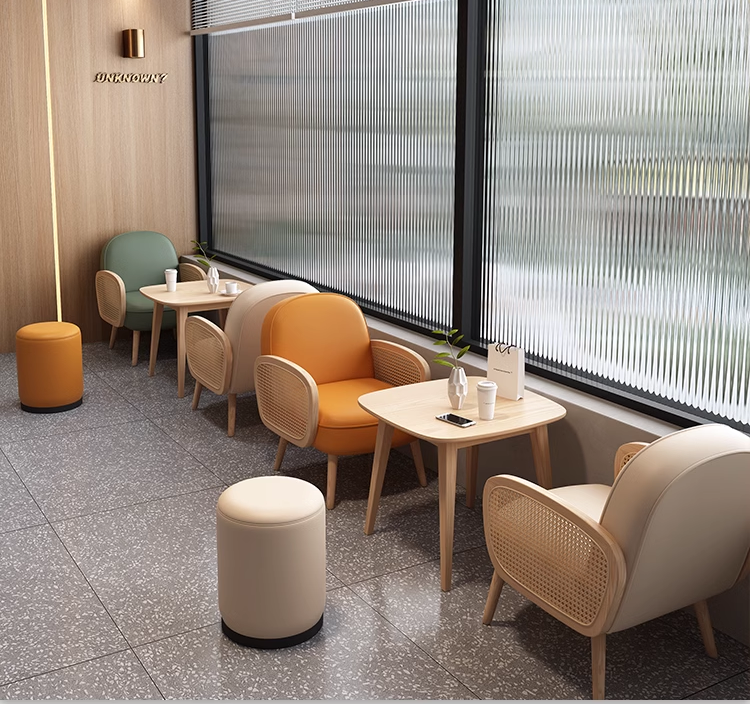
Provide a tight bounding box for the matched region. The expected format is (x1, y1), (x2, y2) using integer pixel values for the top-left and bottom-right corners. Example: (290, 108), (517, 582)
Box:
(179, 262), (207, 282)
(370, 339), (431, 386)
(95, 270), (126, 327)
(254, 355), (319, 447)
(483, 474), (626, 636)
(185, 316), (232, 395)
(613, 442), (649, 479)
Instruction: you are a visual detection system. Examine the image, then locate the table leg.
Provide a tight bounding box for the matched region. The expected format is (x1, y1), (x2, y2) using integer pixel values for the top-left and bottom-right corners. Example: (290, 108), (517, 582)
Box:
(219, 308), (228, 329)
(465, 445), (478, 509)
(530, 424), (553, 489)
(438, 443), (458, 591)
(148, 303), (164, 377)
(176, 307), (189, 398)
(364, 421), (395, 535)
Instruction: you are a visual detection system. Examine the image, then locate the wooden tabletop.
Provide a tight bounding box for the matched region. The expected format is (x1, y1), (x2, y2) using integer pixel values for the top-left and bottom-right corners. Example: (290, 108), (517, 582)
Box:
(359, 376), (566, 446)
(139, 280), (251, 306)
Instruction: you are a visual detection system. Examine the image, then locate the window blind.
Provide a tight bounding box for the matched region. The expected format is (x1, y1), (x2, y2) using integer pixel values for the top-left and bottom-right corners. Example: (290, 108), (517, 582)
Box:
(191, 0), (417, 32)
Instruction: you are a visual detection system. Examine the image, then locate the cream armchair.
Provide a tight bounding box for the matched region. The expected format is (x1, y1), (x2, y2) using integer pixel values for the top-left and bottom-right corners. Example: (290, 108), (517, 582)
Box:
(481, 424), (750, 700)
(185, 280), (317, 436)
(254, 292), (431, 509)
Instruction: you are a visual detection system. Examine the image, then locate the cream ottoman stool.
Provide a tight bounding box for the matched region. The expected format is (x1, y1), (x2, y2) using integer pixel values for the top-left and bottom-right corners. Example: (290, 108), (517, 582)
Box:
(216, 475), (326, 648)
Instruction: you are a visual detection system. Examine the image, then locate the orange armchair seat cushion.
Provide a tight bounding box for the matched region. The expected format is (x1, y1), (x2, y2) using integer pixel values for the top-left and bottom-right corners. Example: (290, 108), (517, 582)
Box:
(16, 322), (83, 412)
(315, 377), (413, 456)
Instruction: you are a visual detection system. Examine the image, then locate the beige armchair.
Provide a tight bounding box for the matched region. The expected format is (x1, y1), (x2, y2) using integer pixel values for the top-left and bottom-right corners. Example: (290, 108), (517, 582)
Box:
(185, 279), (318, 436)
(254, 292), (431, 509)
(481, 424), (750, 700)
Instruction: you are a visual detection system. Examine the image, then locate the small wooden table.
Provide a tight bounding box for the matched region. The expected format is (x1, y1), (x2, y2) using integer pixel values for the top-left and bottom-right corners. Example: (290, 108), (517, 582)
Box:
(359, 377), (566, 591)
(139, 280), (252, 397)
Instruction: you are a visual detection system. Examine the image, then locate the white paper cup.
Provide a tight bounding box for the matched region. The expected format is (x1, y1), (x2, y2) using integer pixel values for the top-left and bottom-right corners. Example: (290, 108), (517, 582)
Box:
(225, 281), (238, 294)
(477, 379), (498, 420)
(164, 268), (177, 292)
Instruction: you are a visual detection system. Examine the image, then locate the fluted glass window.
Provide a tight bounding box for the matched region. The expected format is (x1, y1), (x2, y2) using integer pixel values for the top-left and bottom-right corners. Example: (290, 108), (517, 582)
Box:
(481, 0), (750, 425)
(208, 0), (456, 326)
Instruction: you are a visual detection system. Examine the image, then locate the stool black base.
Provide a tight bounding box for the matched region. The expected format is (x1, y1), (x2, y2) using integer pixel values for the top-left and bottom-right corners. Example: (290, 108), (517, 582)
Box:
(21, 398), (82, 414)
(221, 614), (323, 649)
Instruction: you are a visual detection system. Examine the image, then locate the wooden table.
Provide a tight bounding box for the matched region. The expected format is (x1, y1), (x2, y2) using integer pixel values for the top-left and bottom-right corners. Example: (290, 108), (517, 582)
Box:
(359, 376), (566, 591)
(139, 280), (252, 397)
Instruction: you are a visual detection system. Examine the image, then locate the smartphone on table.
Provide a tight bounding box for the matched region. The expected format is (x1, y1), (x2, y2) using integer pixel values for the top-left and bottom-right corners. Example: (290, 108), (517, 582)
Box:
(436, 413), (476, 428)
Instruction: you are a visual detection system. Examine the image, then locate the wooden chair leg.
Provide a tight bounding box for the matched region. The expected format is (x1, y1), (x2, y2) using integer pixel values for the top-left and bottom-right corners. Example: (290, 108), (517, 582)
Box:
(109, 326), (118, 349)
(191, 381), (203, 411)
(482, 571), (504, 625)
(273, 438), (288, 471)
(227, 393), (237, 437)
(411, 440), (427, 487)
(591, 634), (606, 700)
(326, 454), (338, 510)
(694, 600), (718, 658)
(131, 330), (140, 366)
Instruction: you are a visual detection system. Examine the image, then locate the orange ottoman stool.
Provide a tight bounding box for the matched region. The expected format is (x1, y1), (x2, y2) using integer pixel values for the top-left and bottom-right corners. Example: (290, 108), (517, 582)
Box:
(16, 322), (84, 413)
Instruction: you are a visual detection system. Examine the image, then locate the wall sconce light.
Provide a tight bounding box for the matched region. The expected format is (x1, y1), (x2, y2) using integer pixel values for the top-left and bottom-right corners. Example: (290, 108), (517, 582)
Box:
(122, 29), (145, 58)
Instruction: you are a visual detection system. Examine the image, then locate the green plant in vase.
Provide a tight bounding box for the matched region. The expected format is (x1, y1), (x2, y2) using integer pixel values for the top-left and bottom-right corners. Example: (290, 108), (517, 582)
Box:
(432, 328), (470, 409)
(431, 328), (470, 368)
(191, 240), (219, 292)
(191, 240), (216, 268)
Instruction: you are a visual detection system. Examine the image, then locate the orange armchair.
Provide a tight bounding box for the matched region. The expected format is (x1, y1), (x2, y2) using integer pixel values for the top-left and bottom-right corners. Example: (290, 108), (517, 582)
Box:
(254, 292), (431, 509)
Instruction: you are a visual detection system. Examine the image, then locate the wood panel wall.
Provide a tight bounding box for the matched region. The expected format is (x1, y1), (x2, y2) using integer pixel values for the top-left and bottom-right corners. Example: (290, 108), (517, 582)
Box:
(49, 0), (197, 342)
(0, 1), (58, 352)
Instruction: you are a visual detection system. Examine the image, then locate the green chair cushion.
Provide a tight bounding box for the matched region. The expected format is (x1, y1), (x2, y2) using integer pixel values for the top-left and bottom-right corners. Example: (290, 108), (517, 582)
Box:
(101, 231), (180, 294)
(123, 291), (175, 331)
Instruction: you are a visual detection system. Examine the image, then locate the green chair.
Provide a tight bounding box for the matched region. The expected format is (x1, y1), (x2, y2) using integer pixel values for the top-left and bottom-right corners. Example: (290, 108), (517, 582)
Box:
(95, 231), (205, 366)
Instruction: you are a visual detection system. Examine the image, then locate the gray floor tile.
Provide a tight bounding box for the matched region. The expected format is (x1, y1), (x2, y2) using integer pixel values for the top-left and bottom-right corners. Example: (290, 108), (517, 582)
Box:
(0, 353), (17, 381)
(326, 571), (345, 591)
(135, 587), (474, 700)
(350, 547), (750, 700)
(325, 460), (486, 585)
(82, 338), (135, 373)
(0, 451), (45, 534)
(0, 525), (127, 686)
(92, 356), (197, 419)
(604, 609), (750, 700)
(0, 369), (145, 444)
(0, 650), (163, 700)
(349, 546), (586, 700)
(687, 670), (750, 699)
(1, 342), (747, 701)
(54, 488), (224, 647)
(82, 336), (176, 374)
(2, 420), (222, 522)
(152, 396), (298, 485)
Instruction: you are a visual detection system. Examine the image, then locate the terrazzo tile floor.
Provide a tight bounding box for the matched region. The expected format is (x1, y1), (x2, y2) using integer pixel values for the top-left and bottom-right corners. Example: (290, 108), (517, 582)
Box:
(0, 338), (748, 700)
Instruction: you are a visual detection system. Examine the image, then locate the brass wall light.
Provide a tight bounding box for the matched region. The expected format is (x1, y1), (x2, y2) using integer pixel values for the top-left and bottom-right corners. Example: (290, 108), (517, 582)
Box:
(122, 29), (145, 58)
